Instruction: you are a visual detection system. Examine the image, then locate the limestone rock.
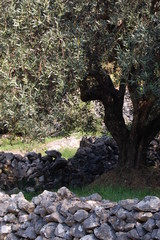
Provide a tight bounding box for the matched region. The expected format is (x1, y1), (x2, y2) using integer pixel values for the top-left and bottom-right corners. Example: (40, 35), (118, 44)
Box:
(74, 209), (89, 222)
(134, 196), (160, 212)
(94, 223), (116, 240)
(40, 222), (57, 238)
(80, 234), (97, 240)
(70, 223), (86, 238)
(83, 214), (100, 230)
(55, 223), (70, 239)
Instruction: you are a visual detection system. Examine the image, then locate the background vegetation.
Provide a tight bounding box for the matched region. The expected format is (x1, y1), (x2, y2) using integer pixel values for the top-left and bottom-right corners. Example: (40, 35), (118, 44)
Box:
(0, 0), (104, 139)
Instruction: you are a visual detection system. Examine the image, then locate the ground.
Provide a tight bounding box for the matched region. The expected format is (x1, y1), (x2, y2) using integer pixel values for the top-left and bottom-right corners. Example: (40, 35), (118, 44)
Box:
(91, 166), (160, 191)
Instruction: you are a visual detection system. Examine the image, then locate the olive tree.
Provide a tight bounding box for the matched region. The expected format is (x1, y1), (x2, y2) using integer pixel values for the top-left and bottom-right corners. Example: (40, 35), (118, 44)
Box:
(56, 0), (160, 168)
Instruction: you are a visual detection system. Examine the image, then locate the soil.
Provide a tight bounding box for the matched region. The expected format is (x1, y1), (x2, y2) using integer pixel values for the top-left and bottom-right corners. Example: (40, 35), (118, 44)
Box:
(91, 166), (160, 190)
(46, 136), (80, 150)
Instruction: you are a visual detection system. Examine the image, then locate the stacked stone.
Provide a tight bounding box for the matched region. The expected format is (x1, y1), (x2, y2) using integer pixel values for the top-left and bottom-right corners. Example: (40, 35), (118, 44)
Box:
(68, 137), (119, 186)
(147, 138), (160, 166)
(0, 137), (119, 191)
(0, 151), (43, 191)
(0, 187), (160, 240)
(0, 136), (160, 191)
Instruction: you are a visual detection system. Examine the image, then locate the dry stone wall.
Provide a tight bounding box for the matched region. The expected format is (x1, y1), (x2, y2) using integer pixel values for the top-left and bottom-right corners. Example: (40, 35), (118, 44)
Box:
(0, 137), (160, 192)
(0, 187), (160, 240)
(0, 137), (119, 191)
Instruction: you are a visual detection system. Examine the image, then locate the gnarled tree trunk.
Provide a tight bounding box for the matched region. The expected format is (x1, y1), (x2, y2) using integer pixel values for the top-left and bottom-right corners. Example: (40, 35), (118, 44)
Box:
(80, 69), (160, 169)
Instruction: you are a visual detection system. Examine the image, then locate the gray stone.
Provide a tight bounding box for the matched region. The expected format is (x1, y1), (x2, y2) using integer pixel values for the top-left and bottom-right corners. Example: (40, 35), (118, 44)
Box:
(18, 214), (29, 223)
(134, 212), (153, 222)
(110, 204), (120, 215)
(143, 218), (155, 232)
(45, 149), (62, 158)
(95, 206), (110, 223)
(124, 223), (135, 231)
(156, 220), (160, 228)
(0, 202), (9, 216)
(116, 232), (130, 240)
(5, 153), (14, 162)
(70, 223), (86, 238)
(3, 213), (17, 223)
(94, 223), (116, 240)
(151, 229), (160, 239)
(65, 214), (75, 227)
(16, 226), (36, 239)
(86, 193), (102, 201)
(57, 187), (74, 199)
(34, 205), (47, 217)
(6, 233), (18, 240)
(0, 225), (12, 235)
(74, 209), (89, 222)
(12, 223), (21, 232)
(39, 175), (45, 182)
(55, 223), (70, 239)
(17, 197), (35, 213)
(134, 196), (160, 212)
(75, 201), (92, 211)
(154, 212), (160, 220)
(136, 223), (146, 237)
(83, 214), (100, 230)
(44, 212), (65, 223)
(108, 216), (126, 231)
(0, 192), (9, 202)
(119, 198), (139, 211)
(125, 211), (135, 223)
(143, 233), (152, 240)
(35, 219), (46, 234)
(35, 237), (43, 240)
(24, 226), (37, 239)
(1, 186), (160, 240)
(40, 222), (57, 238)
(80, 234), (97, 240)
(127, 228), (140, 239)
(7, 202), (19, 214)
(101, 200), (117, 209)
(116, 207), (127, 220)
(45, 204), (57, 214)
(26, 187), (35, 193)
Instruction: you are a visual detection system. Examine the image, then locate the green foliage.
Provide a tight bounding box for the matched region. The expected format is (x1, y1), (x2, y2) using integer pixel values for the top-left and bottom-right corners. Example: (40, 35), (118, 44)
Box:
(0, 0), (103, 138)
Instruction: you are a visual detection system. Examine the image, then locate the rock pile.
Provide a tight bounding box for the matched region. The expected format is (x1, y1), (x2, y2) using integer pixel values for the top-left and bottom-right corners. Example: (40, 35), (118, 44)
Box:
(0, 187), (160, 239)
(0, 136), (160, 192)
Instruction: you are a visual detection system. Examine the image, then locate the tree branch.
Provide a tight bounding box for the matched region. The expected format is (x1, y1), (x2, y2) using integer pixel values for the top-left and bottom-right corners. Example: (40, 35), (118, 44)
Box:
(80, 77), (102, 102)
(145, 113), (160, 144)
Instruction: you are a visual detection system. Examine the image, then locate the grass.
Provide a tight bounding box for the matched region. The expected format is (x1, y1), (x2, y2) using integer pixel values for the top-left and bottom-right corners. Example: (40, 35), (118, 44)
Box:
(72, 185), (160, 202)
(23, 184), (160, 202)
(60, 147), (77, 159)
(0, 133), (80, 157)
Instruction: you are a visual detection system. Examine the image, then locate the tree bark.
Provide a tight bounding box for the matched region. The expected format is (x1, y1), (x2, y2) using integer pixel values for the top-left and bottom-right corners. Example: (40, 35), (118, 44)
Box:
(80, 69), (160, 169)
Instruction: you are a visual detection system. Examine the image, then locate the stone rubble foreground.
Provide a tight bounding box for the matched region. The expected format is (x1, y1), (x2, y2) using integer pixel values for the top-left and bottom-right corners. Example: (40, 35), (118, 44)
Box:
(0, 187), (160, 239)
